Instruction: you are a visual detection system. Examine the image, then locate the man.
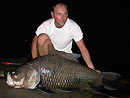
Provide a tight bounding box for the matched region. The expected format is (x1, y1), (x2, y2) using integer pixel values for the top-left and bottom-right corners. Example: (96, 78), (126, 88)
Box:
(31, 2), (99, 72)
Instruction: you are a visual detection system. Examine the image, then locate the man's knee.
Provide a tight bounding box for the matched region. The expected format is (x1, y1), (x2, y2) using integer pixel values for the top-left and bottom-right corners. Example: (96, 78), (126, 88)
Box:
(37, 33), (50, 45)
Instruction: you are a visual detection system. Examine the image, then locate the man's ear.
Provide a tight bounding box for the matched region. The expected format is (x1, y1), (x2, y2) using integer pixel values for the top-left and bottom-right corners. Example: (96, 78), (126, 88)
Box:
(51, 11), (54, 18)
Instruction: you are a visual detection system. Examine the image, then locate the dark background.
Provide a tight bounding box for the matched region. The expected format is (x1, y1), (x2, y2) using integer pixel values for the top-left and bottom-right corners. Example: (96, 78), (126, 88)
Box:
(0, 0), (129, 78)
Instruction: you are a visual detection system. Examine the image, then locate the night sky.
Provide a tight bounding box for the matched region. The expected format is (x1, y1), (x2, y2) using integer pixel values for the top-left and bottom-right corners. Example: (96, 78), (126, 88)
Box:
(0, 1), (129, 78)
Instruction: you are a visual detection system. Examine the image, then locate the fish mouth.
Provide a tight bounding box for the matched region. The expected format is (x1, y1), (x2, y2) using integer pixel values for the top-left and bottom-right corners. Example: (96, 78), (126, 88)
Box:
(6, 72), (15, 87)
(6, 72), (24, 88)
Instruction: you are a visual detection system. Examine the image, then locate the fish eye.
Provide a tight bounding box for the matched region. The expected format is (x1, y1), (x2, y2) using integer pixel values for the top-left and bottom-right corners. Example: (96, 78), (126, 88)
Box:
(9, 71), (16, 76)
(12, 71), (15, 74)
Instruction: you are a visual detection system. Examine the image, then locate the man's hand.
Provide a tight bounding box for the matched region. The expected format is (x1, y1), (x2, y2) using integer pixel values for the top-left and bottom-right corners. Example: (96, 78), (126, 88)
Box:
(88, 65), (100, 73)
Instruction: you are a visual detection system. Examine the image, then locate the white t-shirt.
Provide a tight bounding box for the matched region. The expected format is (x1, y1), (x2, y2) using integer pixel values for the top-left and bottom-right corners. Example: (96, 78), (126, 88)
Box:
(35, 18), (83, 53)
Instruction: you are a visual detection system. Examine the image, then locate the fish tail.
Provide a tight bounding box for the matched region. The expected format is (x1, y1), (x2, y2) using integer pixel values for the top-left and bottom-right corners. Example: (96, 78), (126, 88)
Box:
(101, 72), (122, 90)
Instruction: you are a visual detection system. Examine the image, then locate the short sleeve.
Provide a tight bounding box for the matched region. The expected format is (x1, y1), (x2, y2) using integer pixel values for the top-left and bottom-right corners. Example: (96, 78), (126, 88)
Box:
(70, 22), (83, 42)
(35, 22), (48, 36)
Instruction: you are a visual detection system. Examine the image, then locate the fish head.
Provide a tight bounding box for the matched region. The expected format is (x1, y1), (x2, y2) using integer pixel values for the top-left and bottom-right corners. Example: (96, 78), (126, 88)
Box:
(6, 64), (40, 89)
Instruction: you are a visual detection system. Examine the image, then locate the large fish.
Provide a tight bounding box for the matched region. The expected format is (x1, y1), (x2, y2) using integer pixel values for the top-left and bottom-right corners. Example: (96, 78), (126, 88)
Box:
(6, 51), (121, 92)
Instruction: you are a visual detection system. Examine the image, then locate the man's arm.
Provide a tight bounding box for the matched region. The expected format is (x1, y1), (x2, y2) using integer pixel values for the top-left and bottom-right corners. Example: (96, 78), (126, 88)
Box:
(76, 39), (95, 70)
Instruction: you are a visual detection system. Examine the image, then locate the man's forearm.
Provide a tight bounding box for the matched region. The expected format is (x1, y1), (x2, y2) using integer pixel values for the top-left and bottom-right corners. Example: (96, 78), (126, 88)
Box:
(81, 49), (94, 69)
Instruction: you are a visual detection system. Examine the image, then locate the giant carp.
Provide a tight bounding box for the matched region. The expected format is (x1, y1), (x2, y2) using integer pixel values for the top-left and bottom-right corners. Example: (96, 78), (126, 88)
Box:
(6, 51), (121, 92)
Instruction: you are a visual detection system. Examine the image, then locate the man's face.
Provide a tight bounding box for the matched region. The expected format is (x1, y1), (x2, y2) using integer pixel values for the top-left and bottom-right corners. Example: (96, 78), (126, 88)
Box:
(51, 4), (68, 28)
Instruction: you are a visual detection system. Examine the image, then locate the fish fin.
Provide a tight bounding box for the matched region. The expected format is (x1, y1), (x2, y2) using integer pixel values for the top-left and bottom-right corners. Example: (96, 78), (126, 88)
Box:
(101, 72), (122, 90)
(48, 44), (81, 62)
(36, 85), (55, 94)
(57, 88), (80, 92)
(102, 72), (121, 81)
(59, 53), (81, 62)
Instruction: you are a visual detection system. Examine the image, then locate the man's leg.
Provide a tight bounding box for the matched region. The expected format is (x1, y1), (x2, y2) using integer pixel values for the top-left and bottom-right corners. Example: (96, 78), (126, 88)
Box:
(31, 35), (38, 58)
(37, 33), (53, 56)
(31, 33), (55, 58)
